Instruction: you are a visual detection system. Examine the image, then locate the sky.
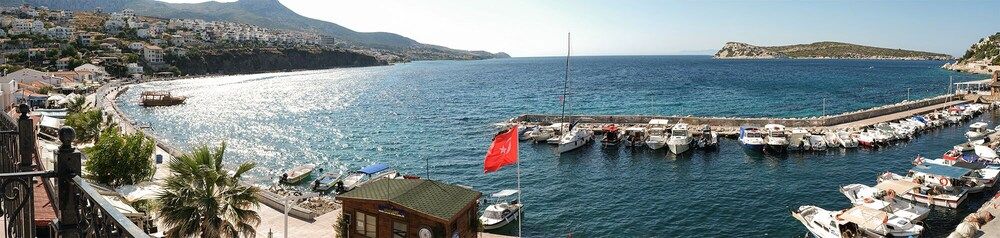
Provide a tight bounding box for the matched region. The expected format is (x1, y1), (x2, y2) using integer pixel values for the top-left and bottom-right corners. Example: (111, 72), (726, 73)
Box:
(157, 0), (999, 57)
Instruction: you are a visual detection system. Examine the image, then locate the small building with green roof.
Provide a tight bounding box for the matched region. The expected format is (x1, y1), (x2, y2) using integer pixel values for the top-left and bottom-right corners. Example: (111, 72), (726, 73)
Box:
(336, 178), (481, 238)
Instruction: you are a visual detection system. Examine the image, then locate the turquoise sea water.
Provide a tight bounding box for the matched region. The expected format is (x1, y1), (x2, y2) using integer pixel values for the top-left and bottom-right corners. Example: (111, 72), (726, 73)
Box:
(118, 56), (989, 237)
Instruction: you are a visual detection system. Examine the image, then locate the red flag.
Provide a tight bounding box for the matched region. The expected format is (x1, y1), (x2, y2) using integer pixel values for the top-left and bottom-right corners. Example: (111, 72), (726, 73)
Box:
(484, 125), (518, 173)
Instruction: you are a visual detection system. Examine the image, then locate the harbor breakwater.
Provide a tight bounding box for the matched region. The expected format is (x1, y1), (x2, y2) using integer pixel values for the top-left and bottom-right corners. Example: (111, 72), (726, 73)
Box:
(512, 94), (970, 130)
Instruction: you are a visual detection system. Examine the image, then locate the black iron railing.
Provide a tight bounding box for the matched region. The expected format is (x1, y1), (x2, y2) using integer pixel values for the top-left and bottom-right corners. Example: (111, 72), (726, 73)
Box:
(0, 104), (148, 238)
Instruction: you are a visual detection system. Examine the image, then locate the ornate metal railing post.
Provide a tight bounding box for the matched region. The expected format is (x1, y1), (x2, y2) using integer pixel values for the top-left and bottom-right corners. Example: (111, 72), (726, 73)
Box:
(54, 127), (82, 238)
(5, 104), (36, 238)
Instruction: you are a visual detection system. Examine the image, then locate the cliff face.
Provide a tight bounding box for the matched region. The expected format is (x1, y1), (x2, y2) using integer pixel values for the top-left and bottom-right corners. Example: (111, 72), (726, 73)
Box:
(943, 32), (1000, 74)
(715, 41), (953, 60)
(714, 42), (786, 59)
(170, 48), (388, 75)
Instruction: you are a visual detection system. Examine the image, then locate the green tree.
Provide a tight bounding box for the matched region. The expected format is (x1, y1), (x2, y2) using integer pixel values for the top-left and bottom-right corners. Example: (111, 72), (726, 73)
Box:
(37, 85), (54, 95)
(65, 96), (87, 114)
(157, 143), (260, 238)
(63, 109), (104, 143)
(83, 127), (156, 186)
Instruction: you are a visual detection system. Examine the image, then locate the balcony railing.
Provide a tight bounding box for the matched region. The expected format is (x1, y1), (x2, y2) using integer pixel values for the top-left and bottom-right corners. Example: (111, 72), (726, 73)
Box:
(1, 104), (148, 238)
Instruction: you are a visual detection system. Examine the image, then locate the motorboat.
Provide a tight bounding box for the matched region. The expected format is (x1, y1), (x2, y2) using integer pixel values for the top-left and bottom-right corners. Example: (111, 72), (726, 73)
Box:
(480, 189), (522, 230)
(695, 125), (718, 149)
(557, 126), (594, 154)
(738, 126), (766, 152)
(763, 124), (789, 153)
(787, 128), (810, 151)
(921, 156), (1000, 189)
(837, 131), (859, 148)
(645, 119), (670, 150)
(335, 163), (401, 193)
(808, 134), (827, 151)
(519, 125), (538, 141)
(855, 131), (877, 148)
(839, 183), (931, 223)
(889, 122), (915, 139)
(874, 123), (899, 141)
(311, 172), (341, 192)
(876, 172), (968, 209)
(623, 126), (647, 147)
(791, 205), (923, 238)
(526, 123), (559, 142)
(823, 131), (841, 148)
(280, 164), (316, 184)
(906, 163), (988, 193)
(966, 122), (993, 141)
(600, 124), (624, 147)
(666, 123), (692, 154)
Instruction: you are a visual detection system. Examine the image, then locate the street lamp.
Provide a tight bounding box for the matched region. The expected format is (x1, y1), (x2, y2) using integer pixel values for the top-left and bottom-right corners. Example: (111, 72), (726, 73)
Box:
(281, 192), (320, 238)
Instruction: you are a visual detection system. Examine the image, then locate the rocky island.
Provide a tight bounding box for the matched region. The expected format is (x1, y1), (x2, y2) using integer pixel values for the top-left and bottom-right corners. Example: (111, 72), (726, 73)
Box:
(942, 32), (1000, 74)
(715, 41), (953, 60)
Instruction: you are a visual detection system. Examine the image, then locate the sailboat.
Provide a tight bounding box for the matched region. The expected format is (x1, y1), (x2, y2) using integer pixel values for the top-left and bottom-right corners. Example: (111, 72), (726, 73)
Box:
(556, 33), (593, 154)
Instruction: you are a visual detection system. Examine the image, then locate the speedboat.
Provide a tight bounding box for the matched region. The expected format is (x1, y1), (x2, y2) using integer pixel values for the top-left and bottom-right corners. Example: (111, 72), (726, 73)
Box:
(839, 183), (931, 222)
(336, 163), (401, 193)
(874, 123), (899, 141)
(480, 189), (522, 230)
(311, 172), (341, 192)
(526, 123), (559, 142)
(695, 125), (718, 149)
(644, 119), (670, 150)
(666, 123), (692, 154)
(280, 164), (316, 184)
(623, 126), (647, 147)
(738, 126), (766, 152)
(791, 205), (923, 238)
(966, 122), (993, 141)
(877, 172), (968, 208)
(921, 156), (1000, 189)
(518, 125), (536, 141)
(823, 131), (841, 148)
(808, 134), (827, 151)
(855, 131), (877, 148)
(837, 131), (859, 148)
(557, 127), (594, 154)
(600, 124), (624, 147)
(763, 124), (789, 153)
(787, 128), (810, 151)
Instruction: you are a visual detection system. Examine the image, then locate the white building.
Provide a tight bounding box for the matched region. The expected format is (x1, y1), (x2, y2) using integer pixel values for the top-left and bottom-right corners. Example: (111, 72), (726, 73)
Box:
(143, 45), (164, 64)
(0, 68), (64, 85)
(47, 26), (74, 40)
(126, 63), (143, 75)
(136, 28), (150, 38)
(128, 42), (145, 51)
(0, 76), (15, 110)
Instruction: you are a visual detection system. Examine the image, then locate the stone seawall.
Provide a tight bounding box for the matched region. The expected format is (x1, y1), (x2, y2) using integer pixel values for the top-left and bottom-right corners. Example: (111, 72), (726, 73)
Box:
(512, 95), (964, 128)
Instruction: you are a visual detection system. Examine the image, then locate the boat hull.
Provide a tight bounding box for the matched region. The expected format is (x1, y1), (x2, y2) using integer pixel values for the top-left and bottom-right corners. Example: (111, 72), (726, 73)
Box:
(667, 142), (689, 154)
(742, 143), (765, 152)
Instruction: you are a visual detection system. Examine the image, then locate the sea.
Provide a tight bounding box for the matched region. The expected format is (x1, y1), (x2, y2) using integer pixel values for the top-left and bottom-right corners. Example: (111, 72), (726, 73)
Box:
(117, 56), (989, 237)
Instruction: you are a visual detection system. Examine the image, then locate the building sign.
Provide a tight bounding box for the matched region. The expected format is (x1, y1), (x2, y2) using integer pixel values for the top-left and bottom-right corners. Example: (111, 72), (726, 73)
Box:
(378, 204), (406, 218)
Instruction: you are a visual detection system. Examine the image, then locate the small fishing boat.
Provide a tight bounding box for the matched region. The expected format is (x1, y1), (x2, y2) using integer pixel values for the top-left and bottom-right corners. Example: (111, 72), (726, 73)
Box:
(808, 134), (827, 151)
(791, 205), (923, 238)
(556, 126), (594, 154)
(480, 189), (522, 230)
(519, 125), (538, 141)
(695, 125), (718, 149)
(787, 128), (810, 151)
(280, 163), (316, 184)
(600, 124), (624, 147)
(645, 119), (670, 150)
(526, 124), (559, 142)
(823, 131), (841, 148)
(921, 156), (1000, 189)
(763, 124), (788, 153)
(666, 123), (692, 154)
(837, 131), (859, 148)
(839, 183), (931, 223)
(140, 91), (187, 107)
(336, 163), (400, 193)
(623, 126), (647, 147)
(966, 122), (993, 141)
(855, 131), (877, 148)
(877, 171), (969, 209)
(311, 172), (341, 192)
(739, 126), (766, 152)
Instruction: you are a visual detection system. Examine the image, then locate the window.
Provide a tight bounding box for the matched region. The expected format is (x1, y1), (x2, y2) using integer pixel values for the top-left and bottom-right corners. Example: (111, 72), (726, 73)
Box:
(392, 221), (407, 238)
(355, 211), (377, 238)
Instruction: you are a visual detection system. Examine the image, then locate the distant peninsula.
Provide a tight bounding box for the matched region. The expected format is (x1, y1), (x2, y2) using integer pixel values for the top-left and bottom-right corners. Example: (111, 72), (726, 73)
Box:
(942, 32), (1000, 74)
(714, 41), (953, 60)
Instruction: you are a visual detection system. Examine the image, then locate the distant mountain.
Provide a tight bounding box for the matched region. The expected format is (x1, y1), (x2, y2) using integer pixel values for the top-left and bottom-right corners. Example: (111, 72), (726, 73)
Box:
(942, 32), (1000, 74)
(2, 0), (508, 60)
(715, 41), (953, 60)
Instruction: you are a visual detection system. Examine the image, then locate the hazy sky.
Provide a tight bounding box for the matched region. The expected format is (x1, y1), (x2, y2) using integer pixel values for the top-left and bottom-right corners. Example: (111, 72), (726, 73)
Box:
(158, 0), (999, 57)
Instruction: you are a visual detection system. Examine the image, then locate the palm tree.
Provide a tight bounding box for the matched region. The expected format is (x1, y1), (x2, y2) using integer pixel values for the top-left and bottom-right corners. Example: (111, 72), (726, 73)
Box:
(156, 143), (260, 238)
(65, 95), (87, 114)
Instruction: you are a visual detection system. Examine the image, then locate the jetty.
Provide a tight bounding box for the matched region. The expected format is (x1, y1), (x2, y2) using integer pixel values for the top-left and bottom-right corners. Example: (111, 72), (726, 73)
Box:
(510, 94), (979, 136)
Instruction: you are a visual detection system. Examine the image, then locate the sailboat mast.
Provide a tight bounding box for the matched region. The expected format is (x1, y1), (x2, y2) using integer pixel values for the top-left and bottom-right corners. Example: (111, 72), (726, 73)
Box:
(561, 33), (571, 129)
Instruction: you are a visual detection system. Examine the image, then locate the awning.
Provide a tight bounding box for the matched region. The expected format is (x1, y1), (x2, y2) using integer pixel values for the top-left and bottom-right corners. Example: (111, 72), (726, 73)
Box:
(910, 163), (972, 178)
(359, 163), (389, 174)
(875, 179), (920, 195)
(839, 206), (889, 231)
(491, 189), (519, 198)
(116, 184), (162, 203)
(648, 119), (670, 125)
(39, 116), (61, 129)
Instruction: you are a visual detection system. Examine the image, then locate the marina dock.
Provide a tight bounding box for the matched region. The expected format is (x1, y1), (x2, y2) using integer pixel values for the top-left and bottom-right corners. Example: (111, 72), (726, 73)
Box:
(510, 94), (976, 135)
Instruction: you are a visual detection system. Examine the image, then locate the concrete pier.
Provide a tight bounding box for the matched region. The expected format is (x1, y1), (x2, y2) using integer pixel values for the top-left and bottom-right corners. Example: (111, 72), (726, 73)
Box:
(510, 95), (973, 135)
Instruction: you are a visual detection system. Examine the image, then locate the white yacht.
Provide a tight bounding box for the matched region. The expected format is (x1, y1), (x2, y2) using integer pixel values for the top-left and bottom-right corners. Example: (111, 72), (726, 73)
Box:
(966, 122), (993, 141)
(645, 119), (670, 150)
(666, 123), (692, 154)
(763, 124), (789, 153)
(791, 205), (923, 238)
(480, 189), (522, 230)
(839, 183), (930, 222)
(556, 126), (593, 154)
